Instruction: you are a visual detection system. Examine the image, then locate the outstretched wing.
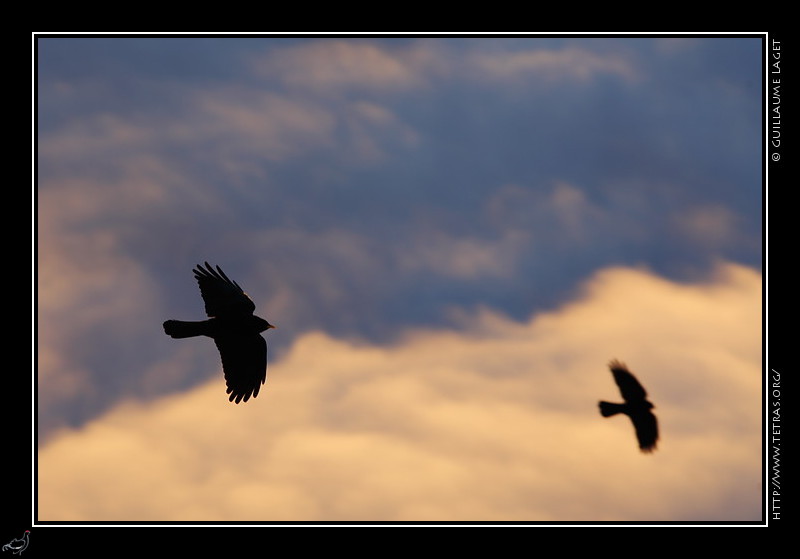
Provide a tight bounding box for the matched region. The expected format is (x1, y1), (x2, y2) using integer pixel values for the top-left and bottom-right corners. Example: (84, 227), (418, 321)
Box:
(193, 262), (256, 318)
(629, 409), (659, 453)
(214, 333), (267, 404)
(609, 359), (648, 403)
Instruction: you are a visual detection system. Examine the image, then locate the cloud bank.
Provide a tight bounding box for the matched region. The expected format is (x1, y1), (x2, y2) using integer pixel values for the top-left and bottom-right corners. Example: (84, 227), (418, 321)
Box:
(38, 262), (762, 522)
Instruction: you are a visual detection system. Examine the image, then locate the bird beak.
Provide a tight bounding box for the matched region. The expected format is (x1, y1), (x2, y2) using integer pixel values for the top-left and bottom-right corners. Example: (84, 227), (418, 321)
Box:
(268, 324), (277, 329)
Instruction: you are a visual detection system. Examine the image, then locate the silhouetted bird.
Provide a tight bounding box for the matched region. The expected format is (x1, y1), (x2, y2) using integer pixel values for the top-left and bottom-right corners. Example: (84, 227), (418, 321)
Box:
(598, 360), (658, 453)
(163, 262), (275, 403)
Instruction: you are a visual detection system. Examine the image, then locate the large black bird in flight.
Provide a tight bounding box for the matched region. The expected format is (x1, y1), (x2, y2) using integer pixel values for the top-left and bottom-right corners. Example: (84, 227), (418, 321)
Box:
(598, 360), (658, 453)
(163, 262), (275, 403)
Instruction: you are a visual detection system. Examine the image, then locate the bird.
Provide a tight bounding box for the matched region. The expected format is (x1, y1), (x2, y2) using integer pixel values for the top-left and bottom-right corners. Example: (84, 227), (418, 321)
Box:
(163, 262), (275, 403)
(2, 531), (29, 555)
(598, 359), (659, 453)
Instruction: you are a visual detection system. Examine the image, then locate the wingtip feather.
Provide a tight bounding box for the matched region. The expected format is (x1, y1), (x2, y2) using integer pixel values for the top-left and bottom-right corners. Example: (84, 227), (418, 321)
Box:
(608, 358), (628, 372)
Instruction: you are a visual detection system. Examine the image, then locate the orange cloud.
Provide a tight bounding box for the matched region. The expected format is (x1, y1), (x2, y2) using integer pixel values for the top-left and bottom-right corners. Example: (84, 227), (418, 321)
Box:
(251, 40), (444, 92)
(38, 262), (762, 522)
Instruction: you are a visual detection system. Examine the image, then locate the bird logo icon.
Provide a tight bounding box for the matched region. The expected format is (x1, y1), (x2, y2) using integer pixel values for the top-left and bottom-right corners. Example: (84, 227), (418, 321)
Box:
(2, 531), (29, 555)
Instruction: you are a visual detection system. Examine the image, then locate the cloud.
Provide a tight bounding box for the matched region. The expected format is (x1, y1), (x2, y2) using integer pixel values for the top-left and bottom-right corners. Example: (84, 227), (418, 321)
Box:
(250, 40), (445, 92)
(194, 89), (338, 161)
(36, 197), (169, 433)
(468, 45), (637, 83)
(250, 40), (638, 93)
(671, 205), (743, 248)
(37, 90), (339, 177)
(397, 229), (530, 280)
(654, 37), (702, 56)
(38, 262), (762, 522)
(485, 181), (609, 245)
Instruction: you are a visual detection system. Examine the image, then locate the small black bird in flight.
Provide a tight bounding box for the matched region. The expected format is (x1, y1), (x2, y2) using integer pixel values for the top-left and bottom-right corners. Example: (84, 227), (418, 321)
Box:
(163, 262), (275, 403)
(598, 360), (658, 453)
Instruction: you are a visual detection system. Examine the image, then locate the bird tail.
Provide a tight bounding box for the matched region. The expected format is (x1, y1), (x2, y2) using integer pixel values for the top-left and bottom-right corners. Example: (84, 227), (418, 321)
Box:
(599, 401), (626, 417)
(163, 320), (209, 339)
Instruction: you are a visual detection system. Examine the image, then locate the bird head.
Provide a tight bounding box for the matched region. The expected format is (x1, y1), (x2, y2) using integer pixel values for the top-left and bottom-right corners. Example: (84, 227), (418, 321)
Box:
(255, 316), (276, 333)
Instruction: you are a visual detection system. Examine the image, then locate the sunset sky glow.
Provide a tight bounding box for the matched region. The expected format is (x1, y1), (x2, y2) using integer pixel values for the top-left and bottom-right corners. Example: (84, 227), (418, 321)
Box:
(36, 34), (764, 524)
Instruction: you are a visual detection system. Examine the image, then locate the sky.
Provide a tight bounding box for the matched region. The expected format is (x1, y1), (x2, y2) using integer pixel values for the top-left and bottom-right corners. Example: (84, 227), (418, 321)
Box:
(35, 34), (764, 524)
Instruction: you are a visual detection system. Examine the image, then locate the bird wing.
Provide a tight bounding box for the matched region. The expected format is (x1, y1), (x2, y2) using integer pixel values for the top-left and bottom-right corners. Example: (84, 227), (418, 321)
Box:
(630, 409), (659, 453)
(609, 360), (648, 403)
(194, 262), (256, 318)
(214, 333), (267, 404)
